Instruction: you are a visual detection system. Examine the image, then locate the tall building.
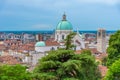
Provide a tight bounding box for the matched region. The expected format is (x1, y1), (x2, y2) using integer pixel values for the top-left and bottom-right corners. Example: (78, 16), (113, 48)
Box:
(97, 28), (106, 53)
(55, 13), (73, 42)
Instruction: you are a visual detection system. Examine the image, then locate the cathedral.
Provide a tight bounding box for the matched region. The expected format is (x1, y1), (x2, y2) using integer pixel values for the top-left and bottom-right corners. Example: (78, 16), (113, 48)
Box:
(55, 13), (73, 42)
(35, 13), (85, 53)
(55, 13), (85, 49)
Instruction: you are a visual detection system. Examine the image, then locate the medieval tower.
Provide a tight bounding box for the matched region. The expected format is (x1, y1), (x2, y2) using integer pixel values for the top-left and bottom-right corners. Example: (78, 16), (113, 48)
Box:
(97, 28), (106, 53)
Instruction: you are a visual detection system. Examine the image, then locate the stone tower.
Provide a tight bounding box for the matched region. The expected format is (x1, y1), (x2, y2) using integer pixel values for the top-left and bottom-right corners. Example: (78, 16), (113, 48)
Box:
(97, 28), (106, 53)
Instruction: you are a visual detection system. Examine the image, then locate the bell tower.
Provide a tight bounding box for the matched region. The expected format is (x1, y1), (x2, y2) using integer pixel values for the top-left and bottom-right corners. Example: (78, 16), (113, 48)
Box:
(97, 28), (106, 53)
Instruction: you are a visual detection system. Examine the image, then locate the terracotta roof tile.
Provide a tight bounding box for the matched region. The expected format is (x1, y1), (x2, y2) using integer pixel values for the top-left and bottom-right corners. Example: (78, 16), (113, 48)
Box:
(46, 38), (59, 46)
(98, 65), (107, 77)
(0, 55), (22, 65)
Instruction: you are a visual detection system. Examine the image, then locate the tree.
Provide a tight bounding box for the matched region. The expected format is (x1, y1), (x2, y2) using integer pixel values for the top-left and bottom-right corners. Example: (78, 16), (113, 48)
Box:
(33, 50), (101, 80)
(0, 64), (31, 80)
(64, 32), (76, 50)
(104, 58), (120, 80)
(102, 57), (107, 66)
(107, 30), (120, 66)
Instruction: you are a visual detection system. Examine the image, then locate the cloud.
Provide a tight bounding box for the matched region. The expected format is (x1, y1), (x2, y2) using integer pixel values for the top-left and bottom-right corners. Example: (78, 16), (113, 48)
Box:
(2, 0), (119, 14)
(76, 0), (119, 5)
(5, 0), (56, 9)
(5, 0), (120, 8)
(31, 24), (54, 30)
(0, 0), (120, 31)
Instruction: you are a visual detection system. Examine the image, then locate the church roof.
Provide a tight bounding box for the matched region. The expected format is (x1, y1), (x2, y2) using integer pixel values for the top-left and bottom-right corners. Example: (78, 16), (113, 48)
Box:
(56, 13), (73, 30)
(35, 41), (46, 47)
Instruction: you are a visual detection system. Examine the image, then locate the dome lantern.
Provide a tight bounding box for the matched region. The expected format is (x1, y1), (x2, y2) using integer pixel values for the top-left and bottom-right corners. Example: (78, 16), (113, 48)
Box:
(62, 13), (66, 21)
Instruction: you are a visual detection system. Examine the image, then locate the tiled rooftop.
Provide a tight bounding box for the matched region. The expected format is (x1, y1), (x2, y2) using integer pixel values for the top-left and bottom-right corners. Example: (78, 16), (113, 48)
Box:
(0, 55), (22, 65)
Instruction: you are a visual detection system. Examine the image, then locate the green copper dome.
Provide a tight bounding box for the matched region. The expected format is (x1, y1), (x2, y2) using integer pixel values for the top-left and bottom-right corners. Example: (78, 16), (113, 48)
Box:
(35, 41), (46, 47)
(56, 21), (73, 30)
(56, 13), (73, 30)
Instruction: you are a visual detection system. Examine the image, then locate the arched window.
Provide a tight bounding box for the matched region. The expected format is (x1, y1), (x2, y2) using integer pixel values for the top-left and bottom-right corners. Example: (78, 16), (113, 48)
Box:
(57, 35), (59, 40)
(102, 31), (105, 37)
(98, 32), (101, 37)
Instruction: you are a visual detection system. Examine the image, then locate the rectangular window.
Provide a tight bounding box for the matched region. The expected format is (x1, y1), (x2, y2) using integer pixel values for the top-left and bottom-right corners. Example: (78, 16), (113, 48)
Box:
(62, 35), (64, 39)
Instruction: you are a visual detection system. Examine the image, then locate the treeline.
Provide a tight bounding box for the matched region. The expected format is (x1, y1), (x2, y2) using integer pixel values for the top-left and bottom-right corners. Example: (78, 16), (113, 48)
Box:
(0, 50), (101, 80)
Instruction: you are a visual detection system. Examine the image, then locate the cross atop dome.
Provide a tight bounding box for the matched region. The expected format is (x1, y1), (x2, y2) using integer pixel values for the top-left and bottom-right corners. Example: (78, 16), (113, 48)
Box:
(62, 12), (66, 21)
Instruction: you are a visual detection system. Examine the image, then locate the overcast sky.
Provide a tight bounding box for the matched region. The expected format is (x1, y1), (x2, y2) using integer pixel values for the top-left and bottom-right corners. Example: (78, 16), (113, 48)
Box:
(0, 0), (120, 31)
